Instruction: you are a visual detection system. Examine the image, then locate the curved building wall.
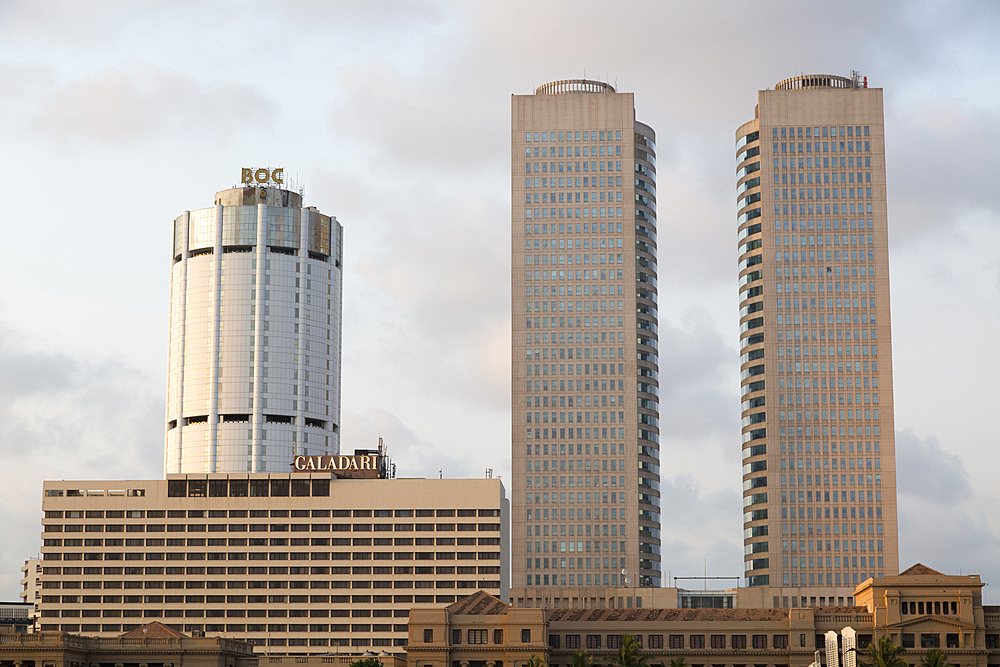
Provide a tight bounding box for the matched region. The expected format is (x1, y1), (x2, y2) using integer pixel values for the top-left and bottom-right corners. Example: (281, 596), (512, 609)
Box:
(165, 186), (343, 474)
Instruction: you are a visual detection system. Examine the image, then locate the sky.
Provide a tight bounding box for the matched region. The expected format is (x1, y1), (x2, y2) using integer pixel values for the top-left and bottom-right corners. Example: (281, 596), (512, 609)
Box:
(1, 0), (999, 602)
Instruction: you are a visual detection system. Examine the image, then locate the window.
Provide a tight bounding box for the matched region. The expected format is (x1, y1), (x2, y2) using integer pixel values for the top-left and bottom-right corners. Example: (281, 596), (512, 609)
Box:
(774, 635), (788, 649)
(495, 629), (504, 644)
(587, 634), (601, 649)
(548, 635), (560, 649)
(469, 630), (487, 644)
(423, 629), (433, 643)
(901, 634), (914, 648)
(664, 635), (678, 649)
(920, 634), (940, 648)
(711, 635), (726, 649)
(522, 629), (531, 643)
(607, 635), (621, 649)
(690, 635), (705, 649)
(753, 635), (767, 649)
(986, 634), (999, 649)
(452, 629), (461, 645)
(946, 634), (958, 649)
(732, 635), (747, 649)
(565, 635), (580, 650)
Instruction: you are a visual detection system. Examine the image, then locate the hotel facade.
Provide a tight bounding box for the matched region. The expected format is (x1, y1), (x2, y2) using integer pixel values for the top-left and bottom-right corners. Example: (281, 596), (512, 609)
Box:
(736, 74), (898, 605)
(165, 176), (344, 474)
(36, 474), (508, 653)
(510, 79), (661, 609)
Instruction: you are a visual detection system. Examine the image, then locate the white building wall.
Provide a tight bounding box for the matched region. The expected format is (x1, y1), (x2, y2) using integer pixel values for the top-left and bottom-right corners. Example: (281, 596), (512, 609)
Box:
(165, 187), (343, 474)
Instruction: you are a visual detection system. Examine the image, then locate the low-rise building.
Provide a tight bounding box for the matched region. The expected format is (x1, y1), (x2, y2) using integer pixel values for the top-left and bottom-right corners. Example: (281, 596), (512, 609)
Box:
(0, 621), (256, 667)
(407, 565), (1000, 667)
(20, 558), (42, 631)
(38, 473), (508, 653)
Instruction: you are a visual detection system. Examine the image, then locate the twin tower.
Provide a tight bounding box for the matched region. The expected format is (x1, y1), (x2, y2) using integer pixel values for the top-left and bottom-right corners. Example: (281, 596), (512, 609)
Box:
(163, 177), (344, 474)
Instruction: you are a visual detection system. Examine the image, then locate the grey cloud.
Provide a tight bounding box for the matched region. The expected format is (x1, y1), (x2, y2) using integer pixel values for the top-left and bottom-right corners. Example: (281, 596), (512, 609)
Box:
(895, 429), (971, 505)
(26, 63), (278, 146)
(330, 58), (510, 177)
(658, 474), (743, 583)
(313, 168), (511, 409)
(657, 308), (740, 443)
(343, 406), (491, 481)
(0, 319), (162, 599)
(898, 501), (1000, 591)
(887, 103), (1000, 244)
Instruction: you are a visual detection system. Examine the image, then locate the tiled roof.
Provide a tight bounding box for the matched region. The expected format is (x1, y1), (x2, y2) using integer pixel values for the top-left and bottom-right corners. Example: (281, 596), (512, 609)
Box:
(119, 621), (188, 638)
(899, 563), (945, 576)
(547, 608), (791, 622)
(448, 591), (511, 615)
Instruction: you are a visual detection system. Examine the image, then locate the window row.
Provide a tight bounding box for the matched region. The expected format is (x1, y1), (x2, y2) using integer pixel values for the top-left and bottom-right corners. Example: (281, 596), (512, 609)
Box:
(774, 126), (870, 138)
(526, 176), (625, 189)
(44, 522), (501, 534)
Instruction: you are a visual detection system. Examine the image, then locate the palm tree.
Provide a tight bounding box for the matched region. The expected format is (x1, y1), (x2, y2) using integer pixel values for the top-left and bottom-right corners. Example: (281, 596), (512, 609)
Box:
(607, 634), (650, 667)
(919, 648), (952, 667)
(527, 654), (546, 667)
(669, 658), (688, 667)
(862, 636), (907, 667)
(572, 649), (594, 667)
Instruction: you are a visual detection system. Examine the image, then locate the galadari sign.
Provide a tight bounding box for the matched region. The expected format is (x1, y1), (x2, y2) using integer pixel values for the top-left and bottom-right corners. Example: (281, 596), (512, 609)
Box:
(292, 454), (380, 477)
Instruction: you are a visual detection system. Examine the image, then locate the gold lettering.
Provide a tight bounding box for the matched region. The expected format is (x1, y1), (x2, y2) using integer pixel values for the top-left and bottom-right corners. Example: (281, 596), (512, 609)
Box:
(305, 457), (316, 470)
(350, 457), (359, 470)
(337, 456), (350, 470)
(241, 168), (253, 184)
(272, 168), (284, 184)
(293, 456), (307, 471)
(360, 456), (371, 470)
(254, 168), (270, 184)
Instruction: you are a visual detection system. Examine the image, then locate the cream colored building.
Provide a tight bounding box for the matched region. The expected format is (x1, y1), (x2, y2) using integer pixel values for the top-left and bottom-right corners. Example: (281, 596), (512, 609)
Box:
(510, 79), (661, 609)
(736, 74), (898, 605)
(407, 566), (1000, 667)
(19, 558), (41, 631)
(0, 621), (257, 667)
(37, 474), (507, 654)
(165, 179), (344, 474)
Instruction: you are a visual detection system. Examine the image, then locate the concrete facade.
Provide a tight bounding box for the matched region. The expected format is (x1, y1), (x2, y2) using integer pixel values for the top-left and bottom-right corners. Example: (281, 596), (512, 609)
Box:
(510, 79), (661, 609)
(37, 475), (508, 654)
(736, 74), (898, 604)
(0, 621), (256, 667)
(165, 183), (344, 474)
(407, 567), (1000, 667)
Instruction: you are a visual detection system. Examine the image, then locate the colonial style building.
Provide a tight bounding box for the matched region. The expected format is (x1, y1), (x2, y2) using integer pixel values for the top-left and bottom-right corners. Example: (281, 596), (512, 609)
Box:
(407, 566), (1000, 667)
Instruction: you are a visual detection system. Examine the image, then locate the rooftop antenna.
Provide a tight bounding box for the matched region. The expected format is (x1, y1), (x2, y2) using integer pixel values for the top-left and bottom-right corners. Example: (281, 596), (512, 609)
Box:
(439, 469), (443, 479)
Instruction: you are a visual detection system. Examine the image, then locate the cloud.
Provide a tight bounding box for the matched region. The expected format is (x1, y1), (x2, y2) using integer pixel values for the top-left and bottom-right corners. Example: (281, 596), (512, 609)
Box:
(895, 430), (971, 505)
(658, 474), (743, 584)
(0, 319), (162, 598)
(20, 63), (277, 146)
(657, 308), (739, 443)
(887, 102), (1000, 244)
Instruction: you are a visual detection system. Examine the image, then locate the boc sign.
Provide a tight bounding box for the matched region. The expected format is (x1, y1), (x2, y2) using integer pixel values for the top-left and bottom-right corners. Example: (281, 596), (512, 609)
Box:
(241, 167), (284, 185)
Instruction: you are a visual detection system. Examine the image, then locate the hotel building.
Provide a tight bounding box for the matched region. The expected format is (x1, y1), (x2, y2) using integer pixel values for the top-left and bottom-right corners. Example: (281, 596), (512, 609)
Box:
(37, 473), (508, 653)
(165, 176), (344, 474)
(736, 74), (899, 605)
(511, 80), (661, 608)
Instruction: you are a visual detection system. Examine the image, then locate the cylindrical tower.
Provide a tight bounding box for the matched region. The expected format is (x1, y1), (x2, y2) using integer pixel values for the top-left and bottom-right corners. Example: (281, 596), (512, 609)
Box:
(165, 182), (344, 474)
